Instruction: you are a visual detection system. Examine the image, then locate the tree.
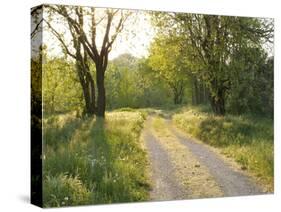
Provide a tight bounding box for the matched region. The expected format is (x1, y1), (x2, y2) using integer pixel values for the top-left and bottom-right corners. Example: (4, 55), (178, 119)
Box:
(42, 58), (83, 113)
(45, 6), (96, 116)
(152, 12), (273, 115)
(182, 15), (273, 115)
(105, 54), (139, 108)
(31, 6), (43, 39)
(105, 54), (172, 109)
(148, 35), (188, 105)
(136, 58), (172, 107)
(226, 47), (273, 116)
(50, 5), (131, 117)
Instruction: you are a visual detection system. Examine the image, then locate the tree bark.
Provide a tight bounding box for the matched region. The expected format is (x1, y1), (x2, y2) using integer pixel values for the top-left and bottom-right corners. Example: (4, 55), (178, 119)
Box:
(209, 88), (226, 116)
(81, 80), (95, 116)
(172, 81), (185, 105)
(96, 64), (106, 117)
(76, 61), (96, 116)
(191, 76), (205, 105)
(87, 74), (96, 114)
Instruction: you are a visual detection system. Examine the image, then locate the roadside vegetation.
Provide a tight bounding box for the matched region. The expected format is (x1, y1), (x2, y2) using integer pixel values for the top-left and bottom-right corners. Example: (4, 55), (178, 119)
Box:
(43, 111), (150, 207)
(173, 107), (273, 191)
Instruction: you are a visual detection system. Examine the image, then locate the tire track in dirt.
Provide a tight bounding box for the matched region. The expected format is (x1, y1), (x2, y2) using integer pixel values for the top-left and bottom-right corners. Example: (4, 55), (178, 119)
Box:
(142, 115), (264, 201)
(142, 116), (222, 200)
(168, 120), (264, 196)
(142, 117), (189, 200)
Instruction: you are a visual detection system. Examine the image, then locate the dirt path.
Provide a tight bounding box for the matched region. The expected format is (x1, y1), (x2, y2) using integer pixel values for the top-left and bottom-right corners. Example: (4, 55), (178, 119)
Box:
(142, 115), (264, 201)
(142, 126), (188, 200)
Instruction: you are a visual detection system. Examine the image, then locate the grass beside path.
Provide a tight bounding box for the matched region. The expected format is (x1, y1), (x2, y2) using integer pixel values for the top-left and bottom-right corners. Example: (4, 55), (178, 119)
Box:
(43, 111), (150, 207)
(173, 107), (274, 192)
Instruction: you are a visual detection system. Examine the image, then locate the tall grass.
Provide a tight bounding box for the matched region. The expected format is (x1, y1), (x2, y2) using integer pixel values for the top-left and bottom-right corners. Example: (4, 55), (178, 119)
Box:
(43, 111), (150, 207)
(43, 112), (84, 150)
(173, 107), (273, 191)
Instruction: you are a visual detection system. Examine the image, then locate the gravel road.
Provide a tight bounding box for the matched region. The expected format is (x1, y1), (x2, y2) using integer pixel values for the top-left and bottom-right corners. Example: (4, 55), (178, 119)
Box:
(142, 115), (265, 200)
(142, 118), (189, 200)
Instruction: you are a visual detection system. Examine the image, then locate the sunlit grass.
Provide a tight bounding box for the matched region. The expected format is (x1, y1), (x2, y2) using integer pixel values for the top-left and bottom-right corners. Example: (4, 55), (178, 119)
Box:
(43, 111), (150, 207)
(173, 107), (273, 191)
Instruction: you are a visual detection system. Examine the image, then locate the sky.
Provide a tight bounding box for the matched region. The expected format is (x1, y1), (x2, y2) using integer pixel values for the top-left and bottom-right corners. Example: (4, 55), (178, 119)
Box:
(43, 7), (156, 60)
(39, 6), (273, 61)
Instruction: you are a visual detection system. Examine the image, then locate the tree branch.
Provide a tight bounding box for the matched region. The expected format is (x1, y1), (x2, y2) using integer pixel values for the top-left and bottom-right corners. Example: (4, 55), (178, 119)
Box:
(44, 19), (76, 59)
(31, 18), (43, 38)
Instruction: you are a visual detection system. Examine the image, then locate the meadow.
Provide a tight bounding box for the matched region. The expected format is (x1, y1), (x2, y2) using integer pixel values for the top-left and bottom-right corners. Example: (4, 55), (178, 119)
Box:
(42, 106), (274, 207)
(43, 111), (150, 207)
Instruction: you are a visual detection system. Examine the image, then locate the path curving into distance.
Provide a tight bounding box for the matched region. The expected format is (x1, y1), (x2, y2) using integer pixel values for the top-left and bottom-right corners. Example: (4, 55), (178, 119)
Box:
(142, 115), (265, 200)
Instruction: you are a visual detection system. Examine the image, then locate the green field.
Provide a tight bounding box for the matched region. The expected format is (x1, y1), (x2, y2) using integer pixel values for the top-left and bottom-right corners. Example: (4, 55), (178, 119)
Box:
(43, 111), (150, 207)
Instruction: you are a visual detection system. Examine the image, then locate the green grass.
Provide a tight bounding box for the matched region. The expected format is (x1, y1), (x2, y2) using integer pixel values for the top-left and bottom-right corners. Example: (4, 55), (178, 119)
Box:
(173, 107), (273, 191)
(43, 111), (150, 207)
(43, 112), (84, 150)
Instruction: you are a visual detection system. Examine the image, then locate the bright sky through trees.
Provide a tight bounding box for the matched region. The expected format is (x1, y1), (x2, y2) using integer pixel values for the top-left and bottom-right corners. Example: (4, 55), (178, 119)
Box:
(42, 7), (273, 60)
(44, 8), (155, 60)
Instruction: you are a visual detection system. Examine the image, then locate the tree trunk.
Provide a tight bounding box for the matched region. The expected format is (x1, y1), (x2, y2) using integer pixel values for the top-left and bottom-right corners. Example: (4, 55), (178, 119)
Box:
(174, 93), (180, 104)
(51, 93), (55, 113)
(81, 82), (91, 114)
(85, 70), (96, 115)
(191, 76), (201, 105)
(202, 83), (209, 104)
(96, 65), (106, 117)
(173, 81), (184, 105)
(82, 82), (95, 116)
(76, 62), (96, 116)
(195, 79), (200, 104)
(209, 88), (226, 116)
